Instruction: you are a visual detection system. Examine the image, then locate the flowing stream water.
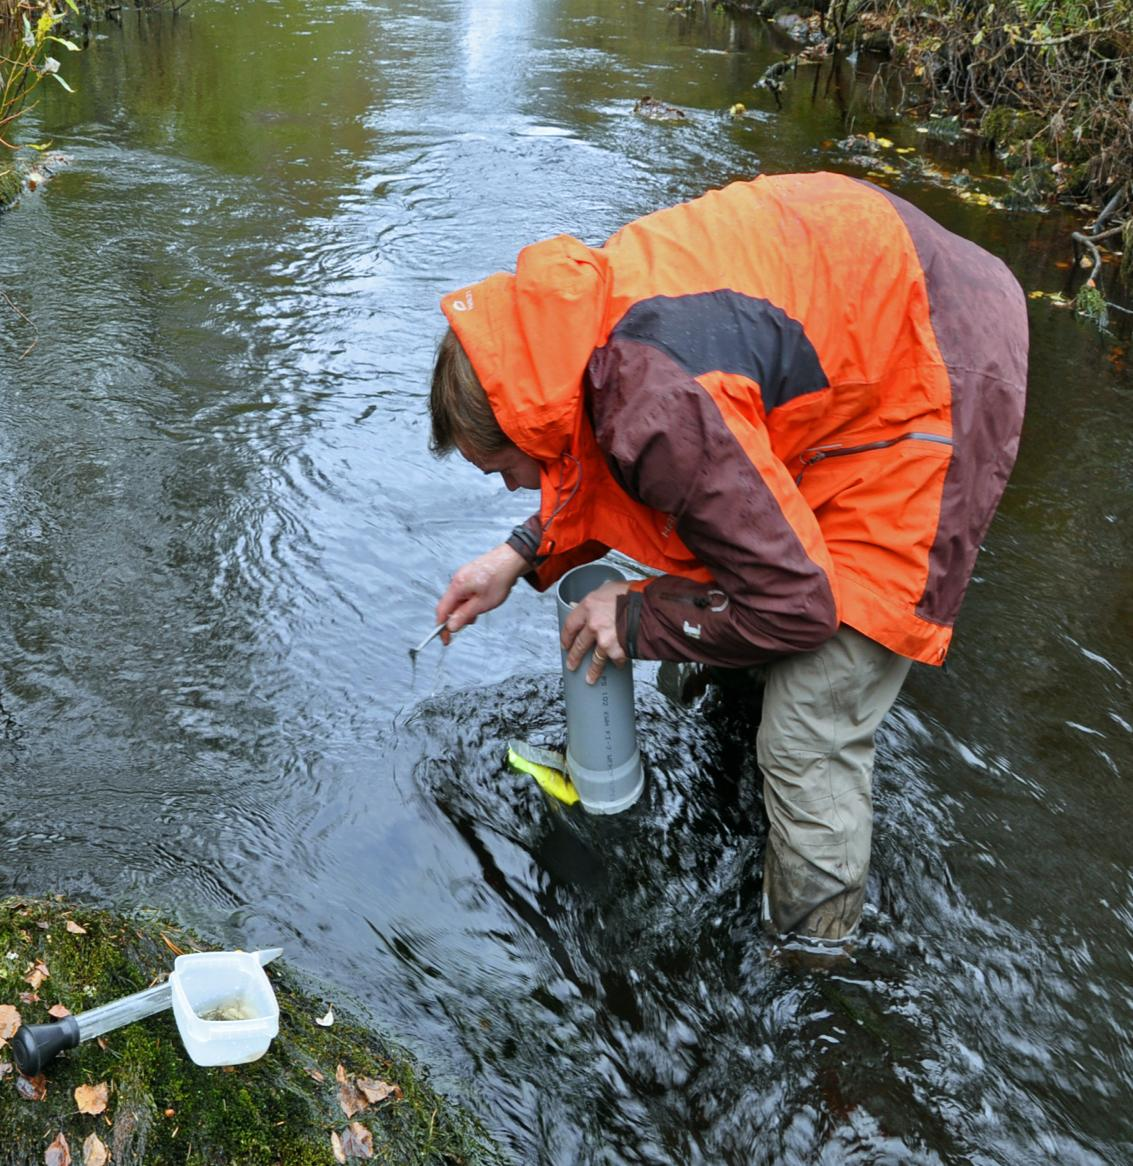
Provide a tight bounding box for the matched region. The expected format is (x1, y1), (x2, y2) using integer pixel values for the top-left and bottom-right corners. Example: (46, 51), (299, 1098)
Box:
(1, 2), (1130, 1162)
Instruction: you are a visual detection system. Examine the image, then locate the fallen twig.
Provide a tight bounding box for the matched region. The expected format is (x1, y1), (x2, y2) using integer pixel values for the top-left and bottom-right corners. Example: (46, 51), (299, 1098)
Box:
(1071, 230), (1104, 282)
(1, 290), (37, 358)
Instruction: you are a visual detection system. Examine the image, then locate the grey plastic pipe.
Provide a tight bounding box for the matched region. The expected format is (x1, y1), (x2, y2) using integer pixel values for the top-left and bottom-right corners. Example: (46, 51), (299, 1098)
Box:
(556, 562), (644, 814)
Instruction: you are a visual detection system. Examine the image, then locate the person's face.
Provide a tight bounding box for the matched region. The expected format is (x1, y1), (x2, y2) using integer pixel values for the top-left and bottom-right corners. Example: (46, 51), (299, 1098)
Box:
(460, 442), (542, 492)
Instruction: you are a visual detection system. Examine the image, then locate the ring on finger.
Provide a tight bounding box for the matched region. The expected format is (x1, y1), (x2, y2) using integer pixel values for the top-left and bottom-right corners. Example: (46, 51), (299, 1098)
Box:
(593, 648), (607, 663)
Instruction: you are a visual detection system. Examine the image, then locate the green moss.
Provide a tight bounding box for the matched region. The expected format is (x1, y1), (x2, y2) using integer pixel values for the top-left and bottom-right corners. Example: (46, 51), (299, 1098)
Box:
(1074, 281), (1108, 326)
(979, 106), (1045, 147)
(0, 165), (22, 209)
(0, 898), (507, 1166)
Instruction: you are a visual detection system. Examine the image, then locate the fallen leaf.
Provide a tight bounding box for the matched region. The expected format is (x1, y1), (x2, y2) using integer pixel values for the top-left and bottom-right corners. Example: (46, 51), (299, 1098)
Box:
(16, 1073), (47, 1101)
(330, 1131), (347, 1164)
(44, 1132), (71, 1166)
(74, 1081), (109, 1116)
(355, 1077), (401, 1105)
(48, 1004), (71, 1019)
(160, 933), (186, 957)
(340, 1122), (374, 1159)
(26, 961), (50, 990)
(0, 1060), (12, 1078)
(306, 1067), (325, 1083)
(19, 992), (40, 1004)
(81, 1134), (108, 1166)
(65, 921), (87, 936)
(315, 1005), (335, 1027)
(0, 1004), (21, 1040)
(336, 1063), (367, 1118)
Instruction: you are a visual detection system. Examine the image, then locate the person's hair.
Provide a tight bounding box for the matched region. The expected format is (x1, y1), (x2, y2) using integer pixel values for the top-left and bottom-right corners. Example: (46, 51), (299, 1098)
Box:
(429, 326), (509, 458)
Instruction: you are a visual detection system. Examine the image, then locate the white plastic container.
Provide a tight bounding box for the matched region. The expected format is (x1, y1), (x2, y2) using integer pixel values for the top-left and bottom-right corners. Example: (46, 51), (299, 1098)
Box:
(170, 951), (279, 1066)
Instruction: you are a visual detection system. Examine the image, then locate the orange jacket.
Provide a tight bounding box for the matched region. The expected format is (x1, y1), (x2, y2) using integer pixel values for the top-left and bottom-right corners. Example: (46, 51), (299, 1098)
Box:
(441, 172), (1027, 666)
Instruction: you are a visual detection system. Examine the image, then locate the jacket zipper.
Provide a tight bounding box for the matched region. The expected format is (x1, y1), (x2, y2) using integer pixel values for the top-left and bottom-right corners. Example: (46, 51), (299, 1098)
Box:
(795, 431), (953, 484)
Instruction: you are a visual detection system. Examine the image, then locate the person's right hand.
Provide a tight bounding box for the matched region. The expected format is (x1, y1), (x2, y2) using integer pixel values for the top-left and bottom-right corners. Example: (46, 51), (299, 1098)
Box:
(435, 543), (529, 643)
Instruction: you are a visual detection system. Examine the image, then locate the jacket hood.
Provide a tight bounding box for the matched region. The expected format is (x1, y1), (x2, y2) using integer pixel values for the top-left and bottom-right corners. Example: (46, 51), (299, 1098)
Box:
(440, 235), (610, 461)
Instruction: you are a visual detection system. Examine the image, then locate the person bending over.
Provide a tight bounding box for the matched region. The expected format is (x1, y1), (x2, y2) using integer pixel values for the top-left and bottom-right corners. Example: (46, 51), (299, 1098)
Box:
(427, 171), (1028, 949)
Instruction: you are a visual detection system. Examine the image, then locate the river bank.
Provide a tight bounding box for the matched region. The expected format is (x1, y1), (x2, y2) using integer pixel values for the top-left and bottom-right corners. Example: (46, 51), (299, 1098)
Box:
(0, 898), (505, 1165)
(694, 0), (1131, 292)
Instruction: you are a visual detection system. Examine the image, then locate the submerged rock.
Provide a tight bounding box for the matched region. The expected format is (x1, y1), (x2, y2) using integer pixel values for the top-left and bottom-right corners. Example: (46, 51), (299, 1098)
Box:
(633, 94), (689, 121)
(0, 897), (505, 1166)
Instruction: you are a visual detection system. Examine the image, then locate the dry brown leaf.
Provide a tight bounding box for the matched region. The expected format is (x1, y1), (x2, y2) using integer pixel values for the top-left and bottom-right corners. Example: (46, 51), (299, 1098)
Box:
(355, 1077), (401, 1105)
(335, 1063), (367, 1118)
(330, 1132), (346, 1164)
(340, 1122), (374, 1159)
(16, 1072), (47, 1101)
(0, 1004), (21, 1040)
(81, 1134), (108, 1166)
(65, 921), (87, 936)
(0, 1060), (13, 1078)
(48, 1003), (71, 1019)
(19, 991), (40, 1005)
(306, 1067), (325, 1083)
(25, 961), (50, 990)
(74, 1082), (109, 1116)
(44, 1133), (71, 1166)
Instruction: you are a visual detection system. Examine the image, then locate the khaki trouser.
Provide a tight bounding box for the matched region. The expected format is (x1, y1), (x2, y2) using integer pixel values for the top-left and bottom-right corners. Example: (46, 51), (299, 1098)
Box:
(756, 624), (911, 944)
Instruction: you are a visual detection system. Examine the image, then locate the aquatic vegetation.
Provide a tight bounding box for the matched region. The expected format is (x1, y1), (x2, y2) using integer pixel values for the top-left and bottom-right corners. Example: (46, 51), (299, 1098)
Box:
(0, 0), (79, 207)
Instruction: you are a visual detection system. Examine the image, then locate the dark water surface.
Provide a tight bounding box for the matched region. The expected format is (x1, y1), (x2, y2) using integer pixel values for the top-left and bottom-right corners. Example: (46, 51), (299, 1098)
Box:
(1, 2), (1130, 1162)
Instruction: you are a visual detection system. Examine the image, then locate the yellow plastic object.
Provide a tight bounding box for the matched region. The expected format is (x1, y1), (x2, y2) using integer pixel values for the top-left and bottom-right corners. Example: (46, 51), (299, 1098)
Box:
(507, 746), (580, 806)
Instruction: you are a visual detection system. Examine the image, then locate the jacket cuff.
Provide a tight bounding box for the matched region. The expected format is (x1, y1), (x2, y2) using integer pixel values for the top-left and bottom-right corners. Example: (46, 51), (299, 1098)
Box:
(616, 590), (643, 658)
(505, 520), (542, 565)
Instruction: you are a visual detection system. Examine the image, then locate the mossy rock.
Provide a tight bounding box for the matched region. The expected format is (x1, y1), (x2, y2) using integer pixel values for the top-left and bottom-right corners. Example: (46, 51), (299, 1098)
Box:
(1003, 161), (1065, 207)
(979, 105), (1045, 147)
(0, 165), (22, 210)
(0, 898), (507, 1166)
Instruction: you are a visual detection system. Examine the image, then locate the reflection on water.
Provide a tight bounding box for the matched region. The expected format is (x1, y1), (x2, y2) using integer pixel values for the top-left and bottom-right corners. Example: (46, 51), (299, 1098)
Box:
(0, 0), (1129, 1163)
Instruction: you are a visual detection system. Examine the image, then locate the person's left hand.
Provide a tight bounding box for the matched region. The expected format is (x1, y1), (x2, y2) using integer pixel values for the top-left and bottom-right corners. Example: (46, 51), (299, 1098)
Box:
(560, 579), (631, 684)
